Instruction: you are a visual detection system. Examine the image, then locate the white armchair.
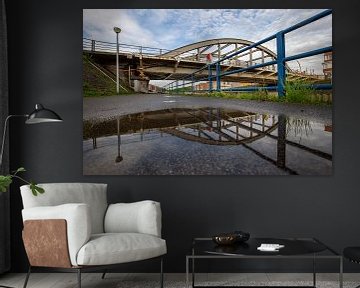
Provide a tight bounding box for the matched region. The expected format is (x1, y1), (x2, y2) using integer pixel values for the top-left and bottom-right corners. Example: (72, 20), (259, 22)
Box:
(20, 183), (166, 288)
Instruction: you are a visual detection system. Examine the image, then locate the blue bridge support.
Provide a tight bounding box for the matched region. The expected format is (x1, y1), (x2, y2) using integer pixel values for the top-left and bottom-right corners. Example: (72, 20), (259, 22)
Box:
(165, 9), (332, 98)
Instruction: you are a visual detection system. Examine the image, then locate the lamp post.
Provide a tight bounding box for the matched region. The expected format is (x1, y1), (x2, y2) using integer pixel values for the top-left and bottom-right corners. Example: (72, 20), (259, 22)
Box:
(113, 26), (122, 94)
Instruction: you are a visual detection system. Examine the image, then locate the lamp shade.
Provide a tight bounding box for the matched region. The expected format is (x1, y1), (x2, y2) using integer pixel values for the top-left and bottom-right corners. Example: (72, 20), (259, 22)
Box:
(113, 26), (121, 33)
(25, 104), (63, 124)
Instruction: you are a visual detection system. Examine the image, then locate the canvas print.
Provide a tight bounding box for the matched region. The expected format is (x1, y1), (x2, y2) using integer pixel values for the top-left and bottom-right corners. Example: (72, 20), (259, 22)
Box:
(82, 9), (332, 175)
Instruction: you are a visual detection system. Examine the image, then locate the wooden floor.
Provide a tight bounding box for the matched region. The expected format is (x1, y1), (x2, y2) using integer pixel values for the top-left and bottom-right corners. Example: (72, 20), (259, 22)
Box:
(0, 273), (359, 288)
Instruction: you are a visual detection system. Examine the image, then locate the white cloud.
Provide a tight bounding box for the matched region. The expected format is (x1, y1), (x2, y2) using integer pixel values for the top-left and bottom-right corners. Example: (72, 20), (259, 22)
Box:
(83, 9), (161, 47)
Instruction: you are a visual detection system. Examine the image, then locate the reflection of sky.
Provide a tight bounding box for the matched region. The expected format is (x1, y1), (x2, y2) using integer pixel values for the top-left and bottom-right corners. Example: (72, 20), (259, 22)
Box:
(285, 120), (332, 155)
(83, 112), (332, 175)
(83, 133), (289, 175)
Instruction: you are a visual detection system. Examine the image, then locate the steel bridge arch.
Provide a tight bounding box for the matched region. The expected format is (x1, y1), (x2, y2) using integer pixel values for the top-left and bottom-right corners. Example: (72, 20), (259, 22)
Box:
(161, 38), (279, 65)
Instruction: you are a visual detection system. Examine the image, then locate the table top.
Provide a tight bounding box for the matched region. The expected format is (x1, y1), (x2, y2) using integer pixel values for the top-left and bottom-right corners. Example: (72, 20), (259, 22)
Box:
(190, 237), (340, 258)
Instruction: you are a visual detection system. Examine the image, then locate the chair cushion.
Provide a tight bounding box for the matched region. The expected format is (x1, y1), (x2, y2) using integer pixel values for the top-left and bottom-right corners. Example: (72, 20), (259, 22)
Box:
(344, 247), (360, 263)
(76, 233), (167, 266)
(20, 183), (108, 234)
(105, 201), (162, 237)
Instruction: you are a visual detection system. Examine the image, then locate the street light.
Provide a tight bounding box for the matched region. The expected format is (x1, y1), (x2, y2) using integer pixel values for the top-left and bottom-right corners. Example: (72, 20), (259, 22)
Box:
(113, 26), (122, 94)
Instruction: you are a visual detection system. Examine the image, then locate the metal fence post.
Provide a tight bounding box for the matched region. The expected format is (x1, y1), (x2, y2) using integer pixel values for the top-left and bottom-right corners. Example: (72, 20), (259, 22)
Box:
(276, 32), (286, 97)
(208, 64), (213, 92)
(216, 63), (221, 92)
(91, 40), (95, 52)
(191, 75), (194, 92)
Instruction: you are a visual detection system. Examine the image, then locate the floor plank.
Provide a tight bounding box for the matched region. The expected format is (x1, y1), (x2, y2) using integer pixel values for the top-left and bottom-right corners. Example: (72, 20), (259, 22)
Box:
(0, 273), (359, 288)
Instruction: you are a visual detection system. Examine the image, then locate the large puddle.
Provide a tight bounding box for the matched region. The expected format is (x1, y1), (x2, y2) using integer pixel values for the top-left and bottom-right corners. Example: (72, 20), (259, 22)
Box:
(83, 107), (332, 175)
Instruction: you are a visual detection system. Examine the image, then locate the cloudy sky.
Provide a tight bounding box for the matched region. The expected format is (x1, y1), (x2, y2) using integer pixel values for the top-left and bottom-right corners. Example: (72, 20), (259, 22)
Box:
(83, 9), (332, 85)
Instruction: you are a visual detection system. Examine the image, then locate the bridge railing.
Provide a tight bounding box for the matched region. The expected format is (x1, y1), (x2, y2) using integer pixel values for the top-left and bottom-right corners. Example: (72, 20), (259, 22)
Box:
(164, 9), (332, 97)
(83, 38), (171, 56)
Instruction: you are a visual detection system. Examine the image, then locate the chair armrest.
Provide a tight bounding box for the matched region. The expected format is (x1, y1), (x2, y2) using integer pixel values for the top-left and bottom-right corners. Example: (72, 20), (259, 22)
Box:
(104, 200), (162, 237)
(22, 203), (91, 266)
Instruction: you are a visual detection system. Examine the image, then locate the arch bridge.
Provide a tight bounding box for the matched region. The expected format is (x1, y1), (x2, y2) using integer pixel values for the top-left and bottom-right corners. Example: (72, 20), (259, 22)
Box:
(83, 37), (321, 86)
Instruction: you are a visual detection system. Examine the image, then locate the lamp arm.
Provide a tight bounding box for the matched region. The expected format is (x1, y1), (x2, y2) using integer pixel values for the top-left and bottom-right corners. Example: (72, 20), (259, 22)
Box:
(0, 114), (28, 169)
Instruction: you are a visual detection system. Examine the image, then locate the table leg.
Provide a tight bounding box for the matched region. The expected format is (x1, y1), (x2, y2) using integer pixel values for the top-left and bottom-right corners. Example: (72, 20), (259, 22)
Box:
(313, 254), (316, 287)
(192, 257), (195, 288)
(186, 257), (189, 288)
(339, 257), (343, 288)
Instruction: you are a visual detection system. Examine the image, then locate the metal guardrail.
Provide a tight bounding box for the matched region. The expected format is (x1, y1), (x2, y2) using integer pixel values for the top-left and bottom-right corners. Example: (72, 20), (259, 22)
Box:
(83, 38), (218, 63)
(164, 9), (332, 97)
(83, 38), (171, 56)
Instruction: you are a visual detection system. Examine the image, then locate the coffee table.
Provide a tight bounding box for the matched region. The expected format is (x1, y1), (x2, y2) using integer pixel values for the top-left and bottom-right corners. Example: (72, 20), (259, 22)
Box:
(186, 237), (343, 288)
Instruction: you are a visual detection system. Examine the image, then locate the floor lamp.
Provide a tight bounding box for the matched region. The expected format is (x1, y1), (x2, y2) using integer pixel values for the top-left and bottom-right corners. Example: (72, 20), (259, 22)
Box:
(0, 103), (62, 288)
(0, 104), (63, 168)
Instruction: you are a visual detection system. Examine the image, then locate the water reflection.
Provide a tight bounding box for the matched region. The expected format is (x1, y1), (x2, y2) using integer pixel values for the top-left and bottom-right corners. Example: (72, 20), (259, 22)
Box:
(83, 107), (332, 175)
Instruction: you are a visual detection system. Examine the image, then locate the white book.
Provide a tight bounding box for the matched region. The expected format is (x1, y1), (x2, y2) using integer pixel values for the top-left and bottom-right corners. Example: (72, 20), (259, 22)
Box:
(257, 243), (285, 251)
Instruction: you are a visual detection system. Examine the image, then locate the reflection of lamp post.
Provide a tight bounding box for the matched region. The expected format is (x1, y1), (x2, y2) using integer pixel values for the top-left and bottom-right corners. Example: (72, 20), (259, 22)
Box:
(277, 114), (286, 169)
(115, 117), (123, 162)
(113, 26), (122, 94)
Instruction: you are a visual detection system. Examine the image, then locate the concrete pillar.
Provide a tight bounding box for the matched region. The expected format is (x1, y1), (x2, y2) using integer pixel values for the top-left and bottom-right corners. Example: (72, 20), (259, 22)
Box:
(133, 79), (149, 93)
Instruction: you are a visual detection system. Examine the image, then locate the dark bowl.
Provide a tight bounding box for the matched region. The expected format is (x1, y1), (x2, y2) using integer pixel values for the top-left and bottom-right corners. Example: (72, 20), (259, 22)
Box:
(233, 230), (250, 242)
(212, 234), (237, 245)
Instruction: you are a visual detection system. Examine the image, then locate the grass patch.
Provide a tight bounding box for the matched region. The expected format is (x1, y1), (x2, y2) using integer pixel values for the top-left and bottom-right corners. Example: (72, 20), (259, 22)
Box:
(83, 54), (132, 97)
(169, 81), (331, 105)
(283, 80), (331, 104)
(182, 89), (279, 102)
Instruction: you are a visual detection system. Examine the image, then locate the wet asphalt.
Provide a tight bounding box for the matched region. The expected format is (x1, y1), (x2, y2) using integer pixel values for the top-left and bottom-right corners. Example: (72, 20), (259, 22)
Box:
(83, 93), (332, 125)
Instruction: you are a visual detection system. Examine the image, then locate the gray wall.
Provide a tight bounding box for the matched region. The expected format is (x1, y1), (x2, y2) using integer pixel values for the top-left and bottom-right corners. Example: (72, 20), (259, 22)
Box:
(5, 0), (360, 273)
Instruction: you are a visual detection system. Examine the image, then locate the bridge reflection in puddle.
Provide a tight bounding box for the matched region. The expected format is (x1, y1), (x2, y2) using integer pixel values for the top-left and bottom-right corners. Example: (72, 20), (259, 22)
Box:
(83, 107), (332, 175)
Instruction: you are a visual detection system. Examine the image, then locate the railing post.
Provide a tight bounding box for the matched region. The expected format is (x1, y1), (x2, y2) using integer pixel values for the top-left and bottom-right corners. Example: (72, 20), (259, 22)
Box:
(208, 64), (213, 92)
(91, 40), (95, 52)
(276, 32), (286, 98)
(216, 63), (221, 92)
(191, 75), (194, 92)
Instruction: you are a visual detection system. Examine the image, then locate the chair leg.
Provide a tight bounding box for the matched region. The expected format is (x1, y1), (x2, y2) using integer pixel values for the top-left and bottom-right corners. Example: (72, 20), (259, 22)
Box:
(160, 257), (164, 288)
(77, 268), (81, 288)
(23, 266), (31, 288)
(101, 270), (107, 279)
